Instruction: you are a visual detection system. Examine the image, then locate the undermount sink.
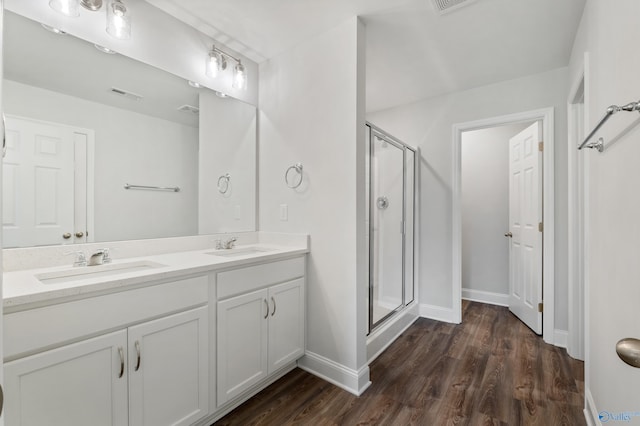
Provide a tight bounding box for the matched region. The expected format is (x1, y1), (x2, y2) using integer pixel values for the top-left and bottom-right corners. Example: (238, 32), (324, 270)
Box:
(36, 261), (167, 285)
(205, 247), (275, 257)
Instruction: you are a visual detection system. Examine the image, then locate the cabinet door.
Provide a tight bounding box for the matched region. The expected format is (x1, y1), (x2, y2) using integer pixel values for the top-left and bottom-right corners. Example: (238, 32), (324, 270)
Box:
(128, 306), (209, 426)
(217, 288), (268, 406)
(4, 330), (128, 426)
(268, 278), (305, 373)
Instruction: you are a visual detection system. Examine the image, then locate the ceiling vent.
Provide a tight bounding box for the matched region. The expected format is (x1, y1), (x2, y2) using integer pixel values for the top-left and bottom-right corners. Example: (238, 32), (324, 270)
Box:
(432, 0), (476, 14)
(109, 87), (143, 101)
(177, 104), (200, 115)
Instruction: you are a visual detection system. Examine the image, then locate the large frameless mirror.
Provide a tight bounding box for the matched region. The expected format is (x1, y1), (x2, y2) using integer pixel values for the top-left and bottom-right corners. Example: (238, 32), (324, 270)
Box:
(2, 10), (256, 248)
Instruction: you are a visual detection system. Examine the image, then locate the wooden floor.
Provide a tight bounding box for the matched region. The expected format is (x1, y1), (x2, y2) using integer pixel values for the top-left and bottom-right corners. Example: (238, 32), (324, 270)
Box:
(214, 301), (585, 425)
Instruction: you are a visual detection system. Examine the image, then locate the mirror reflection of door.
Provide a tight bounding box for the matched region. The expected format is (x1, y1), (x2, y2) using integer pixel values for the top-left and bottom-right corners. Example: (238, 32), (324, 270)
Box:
(2, 115), (92, 248)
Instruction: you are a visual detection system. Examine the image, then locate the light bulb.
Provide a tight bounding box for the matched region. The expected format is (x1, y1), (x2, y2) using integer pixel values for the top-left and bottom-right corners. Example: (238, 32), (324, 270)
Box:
(49, 0), (80, 17)
(106, 0), (131, 40)
(206, 49), (226, 78)
(233, 61), (247, 90)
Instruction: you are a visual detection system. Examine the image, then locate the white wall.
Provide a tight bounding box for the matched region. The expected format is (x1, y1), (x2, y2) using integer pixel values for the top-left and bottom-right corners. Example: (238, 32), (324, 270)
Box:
(461, 123), (530, 298)
(569, 0), (640, 421)
(368, 67), (570, 329)
(5, 0), (259, 105)
(258, 17), (369, 393)
(198, 91), (256, 234)
(4, 80), (198, 242)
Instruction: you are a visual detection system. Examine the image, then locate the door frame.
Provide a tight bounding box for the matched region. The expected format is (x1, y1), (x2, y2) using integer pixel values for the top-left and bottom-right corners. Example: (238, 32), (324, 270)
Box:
(452, 107), (555, 345)
(567, 53), (590, 361)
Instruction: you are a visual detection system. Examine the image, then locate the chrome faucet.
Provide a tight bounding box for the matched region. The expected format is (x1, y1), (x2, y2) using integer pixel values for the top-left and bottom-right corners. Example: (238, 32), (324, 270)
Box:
(88, 249), (107, 266)
(216, 237), (237, 250)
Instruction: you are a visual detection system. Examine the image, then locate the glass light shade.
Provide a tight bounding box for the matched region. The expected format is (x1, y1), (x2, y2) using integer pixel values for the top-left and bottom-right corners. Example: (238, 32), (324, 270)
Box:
(206, 50), (227, 78)
(233, 61), (247, 90)
(49, 0), (80, 17)
(106, 0), (131, 40)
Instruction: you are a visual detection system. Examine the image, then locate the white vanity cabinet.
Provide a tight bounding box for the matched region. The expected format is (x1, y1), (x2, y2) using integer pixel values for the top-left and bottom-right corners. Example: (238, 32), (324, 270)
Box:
(216, 257), (305, 406)
(3, 275), (210, 426)
(4, 330), (128, 426)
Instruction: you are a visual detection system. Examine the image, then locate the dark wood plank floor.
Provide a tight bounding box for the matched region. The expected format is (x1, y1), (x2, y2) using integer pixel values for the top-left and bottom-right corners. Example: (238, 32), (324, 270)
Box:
(214, 301), (585, 425)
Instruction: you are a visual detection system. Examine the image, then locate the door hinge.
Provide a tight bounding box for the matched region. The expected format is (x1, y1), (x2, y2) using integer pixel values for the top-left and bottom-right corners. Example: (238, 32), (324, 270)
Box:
(538, 141), (544, 152)
(538, 302), (544, 313)
(538, 222), (543, 232)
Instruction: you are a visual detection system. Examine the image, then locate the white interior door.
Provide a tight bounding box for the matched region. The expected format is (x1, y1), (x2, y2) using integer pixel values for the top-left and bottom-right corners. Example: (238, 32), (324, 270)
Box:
(508, 122), (543, 334)
(2, 116), (75, 247)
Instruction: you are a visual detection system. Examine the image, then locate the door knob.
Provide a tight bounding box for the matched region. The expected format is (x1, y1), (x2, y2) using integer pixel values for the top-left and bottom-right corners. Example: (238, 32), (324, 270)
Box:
(75, 231), (84, 238)
(616, 338), (640, 368)
(504, 232), (513, 238)
(63, 232), (72, 239)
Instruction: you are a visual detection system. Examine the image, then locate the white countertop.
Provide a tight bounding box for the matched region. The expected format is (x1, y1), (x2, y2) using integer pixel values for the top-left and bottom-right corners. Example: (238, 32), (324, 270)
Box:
(3, 243), (308, 312)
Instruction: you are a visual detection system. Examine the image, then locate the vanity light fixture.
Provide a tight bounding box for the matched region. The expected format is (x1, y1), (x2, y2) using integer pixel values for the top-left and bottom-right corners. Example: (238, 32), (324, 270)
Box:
(106, 0), (131, 40)
(49, 0), (131, 41)
(49, 0), (80, 17)
(205, 45), (247, 90)
(206, 46), (227, 78)
(233, 61), (247, 90)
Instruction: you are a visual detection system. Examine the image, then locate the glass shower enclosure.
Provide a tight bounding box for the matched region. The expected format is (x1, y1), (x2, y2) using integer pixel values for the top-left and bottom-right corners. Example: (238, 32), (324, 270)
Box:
(366, 123), (416, 333)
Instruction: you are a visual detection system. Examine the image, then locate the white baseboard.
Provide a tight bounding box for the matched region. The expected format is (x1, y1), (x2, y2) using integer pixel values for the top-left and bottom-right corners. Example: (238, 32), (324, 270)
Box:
(461, 288), (509, 306)
(419, 303), (458, 323)
(554, 329), (568, 349)
(297, 351), (371, 396)
(584, 387), (600, 426)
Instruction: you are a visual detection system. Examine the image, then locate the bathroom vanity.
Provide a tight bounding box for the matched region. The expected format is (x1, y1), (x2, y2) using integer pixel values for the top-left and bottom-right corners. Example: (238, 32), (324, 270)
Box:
(2, 234), (308, 426)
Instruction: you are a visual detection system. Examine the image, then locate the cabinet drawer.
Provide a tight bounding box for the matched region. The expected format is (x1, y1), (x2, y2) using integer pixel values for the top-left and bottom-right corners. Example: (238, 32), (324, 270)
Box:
(4, 275), (208, 360)
(217, 257), (305, 300)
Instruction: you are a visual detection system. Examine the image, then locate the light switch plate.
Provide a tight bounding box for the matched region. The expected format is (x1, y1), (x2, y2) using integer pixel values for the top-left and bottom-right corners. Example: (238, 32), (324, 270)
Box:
(280, 204), (288, 221)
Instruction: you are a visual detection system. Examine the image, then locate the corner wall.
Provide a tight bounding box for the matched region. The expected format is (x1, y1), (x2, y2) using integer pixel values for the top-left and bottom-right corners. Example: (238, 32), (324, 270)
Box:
(368, 67), (570, 329)
(258, 18), (369, 394)
(568, 0), (640, 421)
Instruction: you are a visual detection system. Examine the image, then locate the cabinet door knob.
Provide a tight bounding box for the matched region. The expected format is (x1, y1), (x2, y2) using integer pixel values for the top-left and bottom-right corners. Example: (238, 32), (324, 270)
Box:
(135, 340), (141, 371)
(63, 232), (72, 239)
(263, 299), (269, 319)
(75, 231), (84, 238)
(118, 347), (125, 378)
(271, 296), (276, 317)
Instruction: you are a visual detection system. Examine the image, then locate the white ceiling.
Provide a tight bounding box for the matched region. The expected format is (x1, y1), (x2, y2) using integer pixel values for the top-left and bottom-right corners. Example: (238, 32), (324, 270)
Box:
(147, 0), (586, 112)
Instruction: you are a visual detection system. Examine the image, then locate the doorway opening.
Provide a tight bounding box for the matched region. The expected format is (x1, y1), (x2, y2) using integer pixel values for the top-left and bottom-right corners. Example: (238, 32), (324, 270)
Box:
(453, 108), (556, 345)
(461, 121), (541, 333)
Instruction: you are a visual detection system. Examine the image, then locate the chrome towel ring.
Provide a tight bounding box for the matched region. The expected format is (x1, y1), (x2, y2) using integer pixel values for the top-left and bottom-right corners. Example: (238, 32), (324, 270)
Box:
(218, 173), (231, 194)
(285, 163), (303, 189)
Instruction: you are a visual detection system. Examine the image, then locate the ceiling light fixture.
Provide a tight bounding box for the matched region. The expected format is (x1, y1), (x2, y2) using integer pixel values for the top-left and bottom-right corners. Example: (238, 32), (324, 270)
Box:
(205, 45), (247, 90)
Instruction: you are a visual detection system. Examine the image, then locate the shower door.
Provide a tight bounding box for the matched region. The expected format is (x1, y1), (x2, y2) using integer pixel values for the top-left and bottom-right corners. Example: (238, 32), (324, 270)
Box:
(369, 125), (414, 331)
